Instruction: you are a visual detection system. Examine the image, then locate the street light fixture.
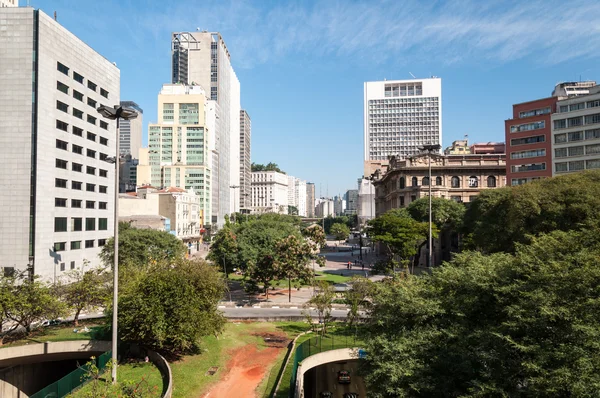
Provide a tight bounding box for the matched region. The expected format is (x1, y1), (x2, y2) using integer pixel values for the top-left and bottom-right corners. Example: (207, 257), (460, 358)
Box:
(97, 104), (138, 385)
(418, 143), (441, 269)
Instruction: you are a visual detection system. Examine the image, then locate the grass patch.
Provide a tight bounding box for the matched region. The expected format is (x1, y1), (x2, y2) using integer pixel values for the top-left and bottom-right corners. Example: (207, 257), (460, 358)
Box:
(170, 321), (309, 398)
(315, 272), (352, 284)
(1, 320), (107, 348)
(69, 360), (162, 397)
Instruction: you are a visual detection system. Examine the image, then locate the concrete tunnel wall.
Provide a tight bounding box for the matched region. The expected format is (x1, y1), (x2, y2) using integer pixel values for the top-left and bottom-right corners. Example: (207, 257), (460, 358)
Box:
(295, 348), (360, 398)
(0, 340), (111, 398)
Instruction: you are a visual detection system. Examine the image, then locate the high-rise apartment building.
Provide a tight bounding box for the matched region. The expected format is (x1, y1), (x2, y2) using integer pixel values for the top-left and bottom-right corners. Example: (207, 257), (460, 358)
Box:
(171, 32), (241, 226)
(306, 183), (315, 217)
(286, 176), (307, 217)
(137, 84), (211, 226)
(0, 0), (16, 7)
(119, 101), (143, 157)
(344, 189), (358, 214)
(0, 8), (119, 280)
(552, 85), (600, 175)
(363, 77), (442, 176)
(505, 98), (555, 185)
(239, 109), (251, 211)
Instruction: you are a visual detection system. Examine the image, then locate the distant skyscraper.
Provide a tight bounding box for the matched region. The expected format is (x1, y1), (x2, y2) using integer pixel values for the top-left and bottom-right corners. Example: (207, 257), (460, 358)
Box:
(119, 101), (143, 157)
(363, 77), (442, 176)
(0, 7), (119, 280)
(306, 183), (315, 217)
(137, 84), (212, 226)
(345, 189), (358, 213)
(172, 32), (241, 226)
(239, 110), (251, 211)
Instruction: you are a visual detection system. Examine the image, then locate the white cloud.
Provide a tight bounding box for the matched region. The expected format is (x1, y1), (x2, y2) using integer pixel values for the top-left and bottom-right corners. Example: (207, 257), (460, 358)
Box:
(126, 0), (600, 68)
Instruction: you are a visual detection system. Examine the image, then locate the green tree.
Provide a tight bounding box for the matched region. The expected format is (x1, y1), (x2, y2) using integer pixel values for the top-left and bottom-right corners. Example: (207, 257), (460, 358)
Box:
(99, 223), (187, 268)
(7, 273), (67, 333)
(116, 258), (226, 353)
(345, 276), (373, 332)
(363, 228), (600, 397)
(58, 265), (110, 326)
(0, 274), (17, 345)
(251, 162), (285, 174)
(323, 215), (353, 234)
(275, 235), (317, 302)
(367, 209), (433, 272)
(207, 226), (238, 278)
(305, 281), (335, 334)
(244, 254), (278, 299)
(288, 205), (299, 216)
(463, 170), (600, 253)
(330, 222), (350, 241)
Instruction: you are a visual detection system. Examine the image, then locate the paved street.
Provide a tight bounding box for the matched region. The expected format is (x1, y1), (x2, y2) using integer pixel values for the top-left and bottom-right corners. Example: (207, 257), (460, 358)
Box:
(304, 359), (367, 398)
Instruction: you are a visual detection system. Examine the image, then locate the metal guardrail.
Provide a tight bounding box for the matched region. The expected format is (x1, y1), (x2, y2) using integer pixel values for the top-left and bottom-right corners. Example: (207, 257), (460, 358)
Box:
(30, 350), (111, 398)
(289, 332), (362, 396)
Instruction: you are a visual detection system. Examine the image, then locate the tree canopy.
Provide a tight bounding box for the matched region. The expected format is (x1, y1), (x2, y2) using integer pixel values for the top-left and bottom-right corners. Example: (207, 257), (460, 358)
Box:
(463, 170), (600, 253)
(406, 196), (465, 230)
(363, 227), (600, 397)
(330, 222), (350, 240)
(100, 222), (187, 268)
(116, 258), (226, 353)
(251, 162), (286, 174)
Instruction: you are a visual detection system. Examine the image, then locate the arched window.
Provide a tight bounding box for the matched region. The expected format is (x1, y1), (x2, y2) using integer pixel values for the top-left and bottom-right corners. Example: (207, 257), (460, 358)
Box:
(399, 177), (405, 189)
(436, 176), (443, 186)
(487, 176), (497, 187)
(451, 176), (461, 188)
(422, 177), (430, 186)
(412, 177), (418, 187)
(468, 176), (478, 188)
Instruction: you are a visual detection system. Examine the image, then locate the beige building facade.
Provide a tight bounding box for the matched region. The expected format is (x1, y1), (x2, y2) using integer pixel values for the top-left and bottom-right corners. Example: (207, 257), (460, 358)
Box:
(373, 154), (507, 216)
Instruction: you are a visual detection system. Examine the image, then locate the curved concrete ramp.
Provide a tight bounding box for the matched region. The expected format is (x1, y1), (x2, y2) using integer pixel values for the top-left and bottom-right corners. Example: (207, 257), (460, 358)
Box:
(0, 340), (111, 398)
(295, 348), (360, 398)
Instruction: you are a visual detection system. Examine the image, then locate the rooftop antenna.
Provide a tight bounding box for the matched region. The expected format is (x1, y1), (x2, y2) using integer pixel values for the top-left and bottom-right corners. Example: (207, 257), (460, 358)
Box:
(54, 11), (57, 21)
(409, 72), (416, 79)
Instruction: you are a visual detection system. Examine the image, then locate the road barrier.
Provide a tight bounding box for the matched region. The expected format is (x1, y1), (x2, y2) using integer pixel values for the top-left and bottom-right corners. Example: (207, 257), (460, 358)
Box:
(30, 350), (111, 398)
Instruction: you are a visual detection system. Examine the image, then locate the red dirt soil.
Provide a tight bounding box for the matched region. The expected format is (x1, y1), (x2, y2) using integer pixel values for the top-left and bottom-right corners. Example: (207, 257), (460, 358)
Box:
(202, 332), (290, 398)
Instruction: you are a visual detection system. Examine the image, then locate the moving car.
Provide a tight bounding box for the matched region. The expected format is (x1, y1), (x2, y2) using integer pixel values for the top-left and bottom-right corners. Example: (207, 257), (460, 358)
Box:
(337, 370), (351, 384)
(41, 319), (61, 327)
(320, 392), (333, 398)
(343, 393), (359, 398)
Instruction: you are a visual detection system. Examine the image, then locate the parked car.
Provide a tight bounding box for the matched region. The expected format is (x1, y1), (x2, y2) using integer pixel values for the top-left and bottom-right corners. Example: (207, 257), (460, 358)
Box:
(337, 370), (351, 384)
(41, 319), (61, 327)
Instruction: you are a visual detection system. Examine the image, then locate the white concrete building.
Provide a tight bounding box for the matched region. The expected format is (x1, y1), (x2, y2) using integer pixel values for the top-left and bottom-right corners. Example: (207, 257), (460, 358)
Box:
(552, 85), (600, 175)
(120, 187), (202, 254)
(119, 101), (143, 158)
(306, 182), (315, 217)
(552, 81), (597, 98)
(363, 77), (442, 175)
(357, 178), (376, 226)
(251, 171), (288, 214)
(0, 8), (119, 281)
(171, 32), (241, 226)
(137, 84), (212, 227)
(286, 176), (307, 216)
(315, 200), (335, 218)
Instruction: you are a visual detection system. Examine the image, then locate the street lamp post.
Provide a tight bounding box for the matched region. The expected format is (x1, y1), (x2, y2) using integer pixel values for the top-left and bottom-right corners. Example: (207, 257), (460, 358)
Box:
(418, 143), (441, 269)
(97, 105), (138, 385)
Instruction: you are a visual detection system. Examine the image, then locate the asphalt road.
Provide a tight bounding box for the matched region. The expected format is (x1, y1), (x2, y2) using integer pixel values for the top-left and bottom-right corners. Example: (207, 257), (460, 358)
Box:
(220, 307), (351, 319)
(304, 359), (367, 398)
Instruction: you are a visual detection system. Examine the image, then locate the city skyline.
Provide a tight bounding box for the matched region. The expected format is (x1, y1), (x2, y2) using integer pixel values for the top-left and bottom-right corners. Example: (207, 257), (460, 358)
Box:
(30, 0), (600, 195)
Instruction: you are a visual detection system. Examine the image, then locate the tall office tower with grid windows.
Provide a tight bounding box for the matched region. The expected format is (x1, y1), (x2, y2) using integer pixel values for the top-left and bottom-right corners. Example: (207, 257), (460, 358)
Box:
(172, 32), (241, 227)
(0, 8), (119, 281)
(363, 77), (442, 176)
(239, 109), (251, 212)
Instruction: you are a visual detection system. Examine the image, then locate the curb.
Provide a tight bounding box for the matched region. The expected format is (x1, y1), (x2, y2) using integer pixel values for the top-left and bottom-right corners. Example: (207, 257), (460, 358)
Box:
(272, 330), (314, 398)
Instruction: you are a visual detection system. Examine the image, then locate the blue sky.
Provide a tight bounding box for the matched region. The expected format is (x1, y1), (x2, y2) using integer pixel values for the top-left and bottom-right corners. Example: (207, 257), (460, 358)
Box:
(33, 0), (600, 197)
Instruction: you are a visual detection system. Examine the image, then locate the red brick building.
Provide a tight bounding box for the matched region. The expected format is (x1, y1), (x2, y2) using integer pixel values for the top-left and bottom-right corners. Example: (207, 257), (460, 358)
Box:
(505, 97), (556, 185)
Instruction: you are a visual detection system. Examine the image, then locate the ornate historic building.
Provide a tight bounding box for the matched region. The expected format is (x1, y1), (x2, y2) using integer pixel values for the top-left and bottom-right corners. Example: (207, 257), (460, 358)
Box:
(373, 153), (507, 216)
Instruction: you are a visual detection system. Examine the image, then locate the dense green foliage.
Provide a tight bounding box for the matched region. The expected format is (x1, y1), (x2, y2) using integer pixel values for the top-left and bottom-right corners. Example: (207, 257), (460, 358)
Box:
(323, 215), (357, 234)
(330, 222), (350, 240)
(407, 196), (465, 230)
(251, 162), (285, 174)
(463, 170), (600, 253)
(100, 222), (187, 268)
(367, 208), (433, 269)
(58, 266), (110, 326)
(116, 258), (225, 353)
(363, 227), (600, 397)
